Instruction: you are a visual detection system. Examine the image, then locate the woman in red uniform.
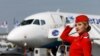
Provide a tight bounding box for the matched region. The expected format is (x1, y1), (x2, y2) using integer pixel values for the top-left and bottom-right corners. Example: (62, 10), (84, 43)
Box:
(60, 15), (92, 56)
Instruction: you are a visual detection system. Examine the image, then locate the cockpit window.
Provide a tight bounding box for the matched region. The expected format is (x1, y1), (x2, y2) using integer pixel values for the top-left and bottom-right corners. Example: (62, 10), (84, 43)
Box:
(33, 19), (40, 25)
(20, 19), (33, 26)
(41, 20), (45, 25)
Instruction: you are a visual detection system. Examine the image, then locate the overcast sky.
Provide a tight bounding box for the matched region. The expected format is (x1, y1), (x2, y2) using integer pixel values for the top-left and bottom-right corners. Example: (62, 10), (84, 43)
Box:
(0, 0), (100, 32)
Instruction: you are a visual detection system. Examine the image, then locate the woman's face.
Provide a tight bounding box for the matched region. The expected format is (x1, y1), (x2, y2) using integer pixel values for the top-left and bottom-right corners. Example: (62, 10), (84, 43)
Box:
(75, 22), (87, 34)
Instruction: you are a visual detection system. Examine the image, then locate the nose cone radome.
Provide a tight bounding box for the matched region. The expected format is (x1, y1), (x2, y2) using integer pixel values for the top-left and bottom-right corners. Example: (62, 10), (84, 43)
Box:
(7, 27), (25, 42)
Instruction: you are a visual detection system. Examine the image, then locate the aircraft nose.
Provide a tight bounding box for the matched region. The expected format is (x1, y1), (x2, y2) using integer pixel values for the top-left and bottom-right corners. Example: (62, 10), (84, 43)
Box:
(7, 27), (25, 42)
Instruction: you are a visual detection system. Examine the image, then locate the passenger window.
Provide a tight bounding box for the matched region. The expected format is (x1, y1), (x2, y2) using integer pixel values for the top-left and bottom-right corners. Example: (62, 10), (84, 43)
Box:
(41, 20), (45, 25)
(66, 17), (70, 23)
(33, 19), (40, 25)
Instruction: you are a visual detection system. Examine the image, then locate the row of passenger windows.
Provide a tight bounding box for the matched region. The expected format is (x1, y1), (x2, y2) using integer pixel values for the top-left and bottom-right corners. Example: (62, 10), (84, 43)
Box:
(20, 19), (46, 26)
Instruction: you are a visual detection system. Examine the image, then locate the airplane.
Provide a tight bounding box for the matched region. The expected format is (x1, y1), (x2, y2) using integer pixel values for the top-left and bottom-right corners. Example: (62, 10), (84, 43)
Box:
(7, 11), (100, 50)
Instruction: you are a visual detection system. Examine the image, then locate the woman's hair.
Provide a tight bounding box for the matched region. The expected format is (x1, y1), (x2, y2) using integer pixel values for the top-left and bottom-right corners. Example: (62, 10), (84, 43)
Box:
(82, 22), (91, 32)
(87, 25), (91, 32)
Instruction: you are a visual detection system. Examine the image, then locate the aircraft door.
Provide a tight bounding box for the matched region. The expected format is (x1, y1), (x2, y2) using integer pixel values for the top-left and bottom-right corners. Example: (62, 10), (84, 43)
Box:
(51, 14), (63, 27)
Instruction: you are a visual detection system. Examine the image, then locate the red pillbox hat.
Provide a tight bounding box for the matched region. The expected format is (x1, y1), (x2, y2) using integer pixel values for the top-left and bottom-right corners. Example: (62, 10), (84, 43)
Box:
(75, 15), (89, 23)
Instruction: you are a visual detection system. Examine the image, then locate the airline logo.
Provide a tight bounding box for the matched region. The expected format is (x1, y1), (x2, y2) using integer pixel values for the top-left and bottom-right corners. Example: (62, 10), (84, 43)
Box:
(52, 30), (59, 36)
(48, 27), (64, 38)
(89, 18), (100, 24)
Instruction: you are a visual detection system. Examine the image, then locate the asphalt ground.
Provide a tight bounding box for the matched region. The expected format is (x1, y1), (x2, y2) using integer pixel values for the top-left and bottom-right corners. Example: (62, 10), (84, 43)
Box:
(0, 54), (23, 56)
(0, 43), (100, 56)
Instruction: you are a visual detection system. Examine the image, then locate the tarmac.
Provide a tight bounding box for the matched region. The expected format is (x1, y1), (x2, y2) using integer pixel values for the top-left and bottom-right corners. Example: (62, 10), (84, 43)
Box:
(0, 43), (100, 56)
(0, 54), (23, 56)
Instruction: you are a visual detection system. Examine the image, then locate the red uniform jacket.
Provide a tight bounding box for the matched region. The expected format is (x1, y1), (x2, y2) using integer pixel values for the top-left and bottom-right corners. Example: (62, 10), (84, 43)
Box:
(60, 26), (92, 56)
